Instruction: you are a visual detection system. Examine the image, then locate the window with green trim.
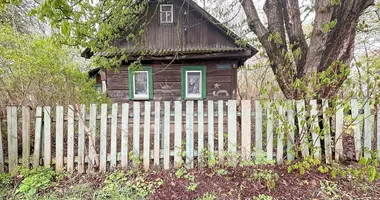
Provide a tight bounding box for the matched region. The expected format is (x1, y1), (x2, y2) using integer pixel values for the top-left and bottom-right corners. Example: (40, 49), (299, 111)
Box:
(181, 66), (206, 99)
(128, 67), (153, 100)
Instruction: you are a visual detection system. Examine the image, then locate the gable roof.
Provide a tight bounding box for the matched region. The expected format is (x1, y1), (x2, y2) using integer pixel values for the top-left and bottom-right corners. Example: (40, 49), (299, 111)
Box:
(83, 0), (257, 60)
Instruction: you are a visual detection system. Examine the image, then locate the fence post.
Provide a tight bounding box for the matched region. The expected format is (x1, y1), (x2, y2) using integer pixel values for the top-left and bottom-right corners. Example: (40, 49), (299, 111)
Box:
(363, 102), (373, 159)
(88, 104), (98, 172)
(277, 105), (284, 163)
(33, 107), (43, 168)
(154, 102), (160, 166)
(322, 100), (332, 164)
(310, 100), (321, 160)
(255, 100), (263, 151)
(197, 101), (204, 167)
(133, 102), (141, 167)
(67, 105), (75, 173)
(22, 106), (31, 168)
(286, 100), (295, 162)
(78, 105), (86, 173)
(163, 101), (170, 169)
(207, 101), (214, 163)
(186, 101), (194, 168)
(0, 113), (3, 172)
(99, 104), (108, 172)
(351, 99), (362, 161)
(266, 101), (273, 161)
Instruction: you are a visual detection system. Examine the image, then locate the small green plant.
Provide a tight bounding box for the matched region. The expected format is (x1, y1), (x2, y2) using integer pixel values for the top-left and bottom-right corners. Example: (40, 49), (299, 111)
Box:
(175, 168), (188, 178)
(16, 167), (56, 196)
(250, 170), (279, 190)
(187, 182), (199, 191)
(196, 192), (218, 200)
(253, 194), (273, 200)
(215, 169), (228, 176)
(316, 180), (340, 200)
(0, 172), (13, 187)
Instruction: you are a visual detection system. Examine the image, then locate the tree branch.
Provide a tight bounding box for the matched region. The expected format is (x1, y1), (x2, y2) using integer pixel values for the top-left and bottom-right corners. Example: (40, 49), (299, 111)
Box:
(263, 0), (287, 50)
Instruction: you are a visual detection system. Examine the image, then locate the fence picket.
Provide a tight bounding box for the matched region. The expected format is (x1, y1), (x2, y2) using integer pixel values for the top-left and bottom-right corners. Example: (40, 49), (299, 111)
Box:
(7, 107), (18, 174)
(228, 100), (237, 165)
(208, 101), (215, 162)
(100, 104), (108, 172)
(33, 107), (43, 168)
(266, 101), (273, 161)
(286, 100), (295, 162)
(43, 107), (52, 167)
(0, 114), (3, 172)
(364, 102), (372, 159)
(255, 100), (263, 151)
(198, 101), (204, 167)
(174, 101), (182, 168)
(133, 102), (141, 167)
(22, 106), (31, 168)
(143, 102), (151, 170)
(296, 100), (309, 158)
(78, 105), (86, 173)
(154, 102), (160, 166)
(322, 100), (332, 164)
(335, 105), (344, 160)
(88, 104), (97, 172)
(310, 100), (321, 160)
(55, 106), (64, 171)
(351, 99), (362, 160)
(67, 106), (75, 172)
(121, 103), (129, 169)
(218, 100), (224, 162)
(186, 101), (194, 168)
(110, 104), (118, 171)
(241, 100), (251, 161)
(163, 102), (170, 170)
(277, 105), (284, 163)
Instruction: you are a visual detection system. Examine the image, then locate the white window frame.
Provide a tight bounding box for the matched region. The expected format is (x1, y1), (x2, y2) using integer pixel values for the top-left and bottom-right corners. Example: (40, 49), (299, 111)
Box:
(185, 70), (202, 99)
(133, 71), (149, 99)
(160, 4), (174, 24)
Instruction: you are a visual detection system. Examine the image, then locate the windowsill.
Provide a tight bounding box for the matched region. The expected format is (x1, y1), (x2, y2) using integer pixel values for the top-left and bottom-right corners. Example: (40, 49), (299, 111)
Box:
(132, 96), (150, 100)
(183, 97), (203, 100)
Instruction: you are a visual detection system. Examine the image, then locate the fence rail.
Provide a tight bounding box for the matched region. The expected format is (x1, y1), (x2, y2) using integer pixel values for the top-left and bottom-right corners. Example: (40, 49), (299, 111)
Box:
(0, 99), (378, 174)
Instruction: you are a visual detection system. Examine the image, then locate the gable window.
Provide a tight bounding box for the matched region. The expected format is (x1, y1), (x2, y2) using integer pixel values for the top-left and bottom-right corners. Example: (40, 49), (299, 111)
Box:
(181, 66), (206, 99)
(128, 67), (153, 100)
(160, 4), (173, 23)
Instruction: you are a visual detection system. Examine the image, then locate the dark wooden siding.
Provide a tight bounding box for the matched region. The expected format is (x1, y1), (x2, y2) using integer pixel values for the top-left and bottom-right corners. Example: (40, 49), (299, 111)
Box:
(115, 0), (238, 51)
(106, 60), (238, 103)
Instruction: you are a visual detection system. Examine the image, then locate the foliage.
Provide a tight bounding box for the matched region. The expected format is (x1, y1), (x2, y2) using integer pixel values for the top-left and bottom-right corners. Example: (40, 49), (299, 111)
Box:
(16, 167), (55, 196)
(175, 167), (188, 178)
(196, 192), (218, 200)
(97, 170), (163, 199)
(316, 181), (340, 200)
(187, 182), (199, 191)
(0, 172), (12, 187)
(0, 25), (109, 106)
(249, 169), (279, 191)
(253, 194), (273, 200)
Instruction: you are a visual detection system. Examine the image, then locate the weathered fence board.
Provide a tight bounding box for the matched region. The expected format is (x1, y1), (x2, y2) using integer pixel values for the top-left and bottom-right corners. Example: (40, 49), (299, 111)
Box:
(163, 102), (170, 170)
(228, 100), (237, 165)
(335, 106), (344, 161)
(186, 101), (194, 168)
(110, 104), (118, 171)
(55, 106), (64, 171)
(89, 104), (98, 172)
(22, 106), (31, 168)
(277, 105), (284, 163)
(143, 102), (151, 170)
(154, 102), (160, 166)
(33, 107), (43, 168)
(322, 100), (332, 164)
(266, 101), (273, 161)
(7, 107), (17, 174)
(99, 104), (107, 172)
(133, 102), (140, 167)
(286, 100), (295, 162)
(255, 100), (263, 151)
(364, 102), (373, 159)
(174, 101), (182, 168)
(78, 105), (86, 173)
(121, 103), (129, 169)
(44, 107), (52, 167)
(218, 100), (224, 162)
(310, 100), (321, 160)
(197, 101), (204, 167)
(296, 100), (309, 157)
(208, 101), (215, 162)
(0, 114), (4, 172)
(377, 108), (380, 159)
(351, 99), (362, 160)
(241, 100), (251, 161)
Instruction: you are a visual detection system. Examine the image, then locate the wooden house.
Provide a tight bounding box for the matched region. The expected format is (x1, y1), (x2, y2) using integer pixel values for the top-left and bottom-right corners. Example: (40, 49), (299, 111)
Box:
(87, 0), (257, 103)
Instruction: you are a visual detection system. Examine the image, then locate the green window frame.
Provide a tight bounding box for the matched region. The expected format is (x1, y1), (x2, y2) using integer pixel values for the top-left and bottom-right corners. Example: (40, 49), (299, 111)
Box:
(128, 66), (153, 100)
(181, 66), (206, 99)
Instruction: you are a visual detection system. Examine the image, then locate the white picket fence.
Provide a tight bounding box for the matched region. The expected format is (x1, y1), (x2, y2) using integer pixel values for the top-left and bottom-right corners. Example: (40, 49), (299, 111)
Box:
(0, 99), (378, 174)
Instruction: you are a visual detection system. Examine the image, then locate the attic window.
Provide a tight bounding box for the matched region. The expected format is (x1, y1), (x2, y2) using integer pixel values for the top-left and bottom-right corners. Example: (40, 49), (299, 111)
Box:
(160, 4), (173, 23)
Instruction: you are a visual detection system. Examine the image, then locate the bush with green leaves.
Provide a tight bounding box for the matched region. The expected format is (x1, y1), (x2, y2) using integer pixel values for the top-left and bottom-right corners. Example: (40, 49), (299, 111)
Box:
(0, 172), (12, 187)
(16, 167), (55, 196)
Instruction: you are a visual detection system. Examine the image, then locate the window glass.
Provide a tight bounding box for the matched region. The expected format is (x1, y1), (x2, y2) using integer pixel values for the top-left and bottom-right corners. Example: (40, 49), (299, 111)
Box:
(160, 4), (173, 23)
(134, 71), (148, 97)
(186, 71), (201, 97)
